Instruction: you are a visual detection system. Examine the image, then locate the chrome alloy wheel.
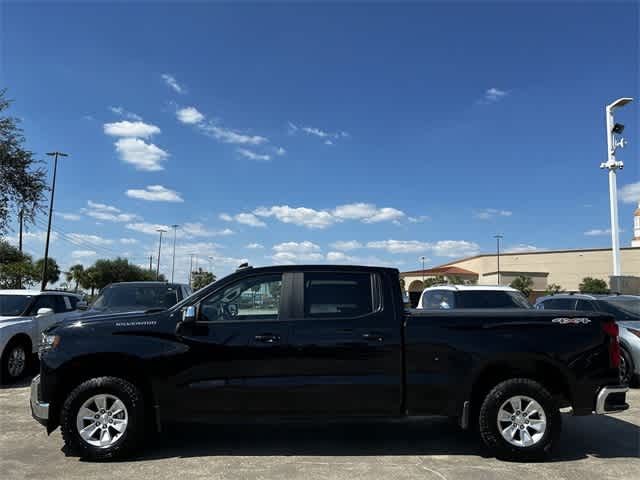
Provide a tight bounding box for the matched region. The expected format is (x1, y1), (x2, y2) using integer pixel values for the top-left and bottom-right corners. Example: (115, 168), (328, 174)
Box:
(497, 395), (547, 447)
(7, 345), (26, 378)
(76, 394), (128, 448)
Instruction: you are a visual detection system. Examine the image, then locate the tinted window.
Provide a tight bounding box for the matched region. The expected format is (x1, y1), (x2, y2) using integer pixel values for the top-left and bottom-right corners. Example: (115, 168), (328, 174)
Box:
(27, 295), (58, 315)
(0, 295), (33, 316)
(304, 272), (375, 318)
(200, 274), (282, 322)
(92, 284), (179, 311)
(67, 296), (79, 309)
(538, 298), (577, 310)
(576, 299), (596, 311)
(457, 291), (531, 309)
(421, 290), (455, 309)
(597, 299), (640, 321)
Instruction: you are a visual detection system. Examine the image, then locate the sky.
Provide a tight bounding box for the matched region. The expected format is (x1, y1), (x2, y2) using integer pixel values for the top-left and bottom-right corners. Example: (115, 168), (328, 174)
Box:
(2, 1), (639, 284)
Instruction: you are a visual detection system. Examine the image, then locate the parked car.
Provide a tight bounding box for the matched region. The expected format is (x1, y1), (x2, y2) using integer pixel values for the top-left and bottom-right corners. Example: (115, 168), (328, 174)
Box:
(68, 282), (192, 318)
(0, 290), (82, 383)
(31, 265), (626, 461)
(536, 294), (640, 386)
(417, 285), (532, 309)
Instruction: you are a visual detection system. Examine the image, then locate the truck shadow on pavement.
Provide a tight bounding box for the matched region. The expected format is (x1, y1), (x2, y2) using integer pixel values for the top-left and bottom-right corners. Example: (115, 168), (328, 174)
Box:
(105, 413), (639, 463)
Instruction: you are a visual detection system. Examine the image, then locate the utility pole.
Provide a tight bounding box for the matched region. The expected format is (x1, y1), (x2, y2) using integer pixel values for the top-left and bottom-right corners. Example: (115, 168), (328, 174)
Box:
(156, 228), (167, 280)
(188, 253), (196, 287)
(170, 224), (179, 283)
(41, 151), (68, 291)
(419, 256), (427, 283)
(18, 208), (23, 253)
(494, 234), (503, 285)
(601, 97), (633, 276)
(149, 255), (153, 272)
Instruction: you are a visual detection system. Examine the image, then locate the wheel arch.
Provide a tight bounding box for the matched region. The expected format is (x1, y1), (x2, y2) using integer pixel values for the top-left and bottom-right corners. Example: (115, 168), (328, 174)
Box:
(49, 353), (157, 433)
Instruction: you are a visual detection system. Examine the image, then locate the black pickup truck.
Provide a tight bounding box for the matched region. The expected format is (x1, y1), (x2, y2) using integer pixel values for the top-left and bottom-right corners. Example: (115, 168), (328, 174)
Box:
(31, 265), (628, 461)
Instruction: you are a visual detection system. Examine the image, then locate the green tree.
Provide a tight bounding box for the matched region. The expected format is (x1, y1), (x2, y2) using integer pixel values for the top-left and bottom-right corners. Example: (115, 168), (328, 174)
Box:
(78, 258), (165, 293)
(510, 275), (534, 297)
(0, 239), (35, 288)
(192, 270), (216, 291)
(544, 283), (564, 295)
(0, 90), (47, 235)
(33, 257), (61, 287)
(423, 276), (446, 288)
(65, 264), (85, 292)
(579, 277), (609, 294)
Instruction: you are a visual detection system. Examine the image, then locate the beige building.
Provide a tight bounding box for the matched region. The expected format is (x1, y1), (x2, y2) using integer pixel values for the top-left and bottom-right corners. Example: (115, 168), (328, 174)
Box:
(401, 246), (640, 298)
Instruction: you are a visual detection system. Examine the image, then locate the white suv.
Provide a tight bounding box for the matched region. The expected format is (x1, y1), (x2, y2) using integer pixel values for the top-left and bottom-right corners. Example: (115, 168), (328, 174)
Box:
(417, 285), (532, 309)
(0, 290), (81, 383)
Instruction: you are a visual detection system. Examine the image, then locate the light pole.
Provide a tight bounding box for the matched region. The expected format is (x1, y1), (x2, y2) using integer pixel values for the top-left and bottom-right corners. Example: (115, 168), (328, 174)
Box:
(419, 256), (427, 283)
(493, 234), (503, 285)
(41, 151), (68, 291)
(208, 255), (214, 273)
(189, 253), (196, 287)
(601, 97), (633, 276)
(170, 224), (179, 283)
(156, 228), (167, 280)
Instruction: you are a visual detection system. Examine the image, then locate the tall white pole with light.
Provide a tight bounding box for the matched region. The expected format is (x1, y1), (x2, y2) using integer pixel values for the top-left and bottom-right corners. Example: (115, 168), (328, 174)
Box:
(600, 97), (633, 276)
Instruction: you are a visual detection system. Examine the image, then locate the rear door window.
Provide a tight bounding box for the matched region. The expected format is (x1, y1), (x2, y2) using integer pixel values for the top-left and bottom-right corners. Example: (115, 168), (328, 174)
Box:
(303, 272), (378, 318)
(538, 298), (577, 310)
(576, 299), (596, 311)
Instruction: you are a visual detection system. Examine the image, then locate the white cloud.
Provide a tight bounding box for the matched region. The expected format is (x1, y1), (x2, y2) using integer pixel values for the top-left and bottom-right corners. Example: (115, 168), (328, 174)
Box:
(619, 182), (640, 203)
(287, 121), (299, 134)
(162, 73), (185, 94)
(200, 124), (267, 145)
(429, 240), (480, 258)
(584, 228), (623, 237)
(292, 124), (350, 144)
(474, 208), (513, 220)
(329, 240), (363, 251)
(234, 213), (267, 227)
(237, 148), (271, 161)
(176, 106), (204, 125)
(56, 212), (81, 221)
(326, 251), (356, 262)
(255, 205), (335, 229)
(408, 215), (429, 223)
(114, 138), (169, 171)
(504, 244), (540, 253)
(83, 201), (139, 223)
(365, 239), (480, 258)
(250, 203), (407, 229)
(276, 147), (286, 156)
(367, 240), (430, 254)
(126, 222), (170, 235)
(246, 243), (264, 249)
(219, 213), (233, 222)
(482, 87), (508, 103)
(120, 238), (138, 245)
(109, 106), (142, 121)
(68, 233), (114, 246)
(71, 250), (97, 259)
(302, 126), (331, 138)
(126, 185), (184, 202)
(104, 121), (160, 138)
(271, 241), (324, 263)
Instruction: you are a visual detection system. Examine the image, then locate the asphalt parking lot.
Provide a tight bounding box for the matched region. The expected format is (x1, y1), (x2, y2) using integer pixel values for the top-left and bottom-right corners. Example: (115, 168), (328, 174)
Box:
(1, 378), (638, 480)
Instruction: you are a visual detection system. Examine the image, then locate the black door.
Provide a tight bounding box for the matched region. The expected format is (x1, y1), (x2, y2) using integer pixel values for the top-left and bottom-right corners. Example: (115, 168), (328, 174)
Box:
(286, 270), (403, 415)
(171, 271), (296, 416)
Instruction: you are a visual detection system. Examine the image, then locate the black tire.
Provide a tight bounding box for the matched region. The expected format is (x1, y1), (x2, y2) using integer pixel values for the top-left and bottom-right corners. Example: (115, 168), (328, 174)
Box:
(60, 376), (145, 460)
(478, 378), (561, 461)
(1, 337), (31, 384)
(619, 347), (634, 386)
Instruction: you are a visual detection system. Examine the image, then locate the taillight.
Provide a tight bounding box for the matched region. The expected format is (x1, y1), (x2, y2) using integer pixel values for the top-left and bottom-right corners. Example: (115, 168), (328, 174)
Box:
(602, 321), (620, 369)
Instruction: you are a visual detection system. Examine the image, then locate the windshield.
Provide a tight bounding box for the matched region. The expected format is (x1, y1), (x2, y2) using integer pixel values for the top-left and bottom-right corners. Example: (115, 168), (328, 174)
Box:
(0, 295), (33, 316)
(92, 285), (179, 311)
(600, 297), (640, 319)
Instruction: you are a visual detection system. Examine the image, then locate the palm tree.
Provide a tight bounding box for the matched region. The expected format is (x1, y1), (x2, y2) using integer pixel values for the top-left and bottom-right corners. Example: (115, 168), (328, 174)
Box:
(66, 264), (85, 292)
(510, 276), (534, 298)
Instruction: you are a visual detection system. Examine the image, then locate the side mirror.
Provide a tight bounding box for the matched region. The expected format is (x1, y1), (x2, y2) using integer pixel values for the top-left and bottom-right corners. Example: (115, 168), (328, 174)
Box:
(182, 305), (196, 323)
(76, 301), (88, 311)
(36, 307), (54, 317)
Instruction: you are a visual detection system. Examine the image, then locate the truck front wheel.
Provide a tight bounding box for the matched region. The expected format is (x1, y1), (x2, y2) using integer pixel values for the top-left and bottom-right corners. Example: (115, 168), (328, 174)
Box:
(478, 378), (561, 461)
(60, 376), (145, 460)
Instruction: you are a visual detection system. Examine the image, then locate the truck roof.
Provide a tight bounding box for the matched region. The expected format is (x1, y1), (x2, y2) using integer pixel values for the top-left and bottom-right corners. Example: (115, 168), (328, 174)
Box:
(0, 289), (79, 296)
(422, 285), (519, 292)
(233, 264), (400, 274)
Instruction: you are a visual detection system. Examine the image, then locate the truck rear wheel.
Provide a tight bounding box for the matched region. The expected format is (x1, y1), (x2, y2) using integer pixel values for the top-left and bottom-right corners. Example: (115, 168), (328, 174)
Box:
(478, 378), (561, 461)
(60, 376), (145, 460)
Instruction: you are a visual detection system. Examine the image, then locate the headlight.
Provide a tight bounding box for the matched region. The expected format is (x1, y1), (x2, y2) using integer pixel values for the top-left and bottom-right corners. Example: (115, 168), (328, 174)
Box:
(39, 333), (61, 353)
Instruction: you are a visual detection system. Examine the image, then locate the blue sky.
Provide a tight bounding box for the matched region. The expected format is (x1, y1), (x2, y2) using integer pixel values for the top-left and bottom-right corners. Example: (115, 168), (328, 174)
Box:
(2, 1), (639, 282)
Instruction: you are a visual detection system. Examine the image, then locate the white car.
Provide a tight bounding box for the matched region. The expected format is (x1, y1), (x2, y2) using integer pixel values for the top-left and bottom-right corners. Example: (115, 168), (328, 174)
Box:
(417, 285), (532, 309)
(0, 290), (82, 383)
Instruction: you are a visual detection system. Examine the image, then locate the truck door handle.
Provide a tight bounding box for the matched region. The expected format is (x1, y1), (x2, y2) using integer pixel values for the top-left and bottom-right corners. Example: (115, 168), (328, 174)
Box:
(254, 334), (280, 344)
(362, 332), (384, 343)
